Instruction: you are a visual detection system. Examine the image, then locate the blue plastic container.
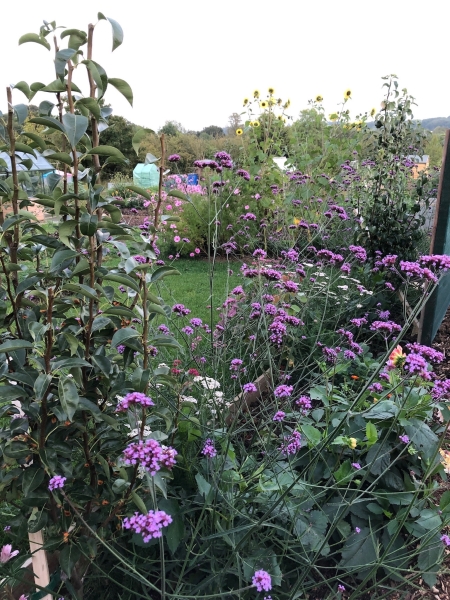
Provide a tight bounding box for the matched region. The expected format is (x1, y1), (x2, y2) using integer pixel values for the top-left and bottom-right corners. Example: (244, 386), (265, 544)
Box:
(187, 173), (199, 185)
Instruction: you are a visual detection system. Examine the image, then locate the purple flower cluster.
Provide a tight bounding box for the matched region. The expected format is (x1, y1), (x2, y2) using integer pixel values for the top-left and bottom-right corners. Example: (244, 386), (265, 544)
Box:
(399, 434), (410, 444)
(404, 352), (430, 379)
(420, 255), (450, 271)
(123, 510), (172, 542)
(253, 248), (267, 259)
(172, 303), (191, 316)
(273, 410), (286, 422)
(116, 392), (154, 413)
(432, 379), (450, 400)
(133, 255), (147, 264)
(243, 382), (257, 394)
(348, 245), (367, 262)
(268, 320), (287, 345)
(279, 430), (302, 456)
(322, 347), (338, 364)
(252, 570), (272, 592)
(190, 317), (203, 327)
(122, 439), (177, 475)
(201, 438), (217, 458)
(369, 382), (383, 393)
(295, 396), (312, 410)
(274, 384), (294, 398)
(48, 475), (66, 491)
(400, 261), (438, 283)
(370, 320), (402, 335)
(406, 343), (444, 363)
(214, 151), (233, 169)
(236, 168), (250, 181)
(168, 154), (180, 162)
(350, 317), (368, 327)
(230, 358), (244, 372)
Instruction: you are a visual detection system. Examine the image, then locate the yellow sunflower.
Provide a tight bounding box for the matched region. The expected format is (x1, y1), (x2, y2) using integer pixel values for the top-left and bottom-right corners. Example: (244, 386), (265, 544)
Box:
(236, 128), (243, 136)
(260, 101), (268, 109)
(252, 120), (260, 127)
(268, 87), (275, 95)
(253, 90), (260, 98)
(344, 89), (352, 100)
(370, 107), (376, 117)
(315, 94), (323, 103)
(243, 98), (249, 106)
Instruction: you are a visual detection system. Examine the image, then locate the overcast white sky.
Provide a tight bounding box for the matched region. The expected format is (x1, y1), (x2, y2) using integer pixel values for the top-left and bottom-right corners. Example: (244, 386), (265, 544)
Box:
(2, 0), (449, 131)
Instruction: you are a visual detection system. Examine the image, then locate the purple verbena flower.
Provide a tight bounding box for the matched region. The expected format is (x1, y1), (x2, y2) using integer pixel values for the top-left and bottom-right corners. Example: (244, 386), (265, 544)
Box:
(201, 438), (217, 458)
(123, 511), (172, 542)
(116, 392), (154, 412)
(48, 475), (66, 491)
(252, 570), (272, 592)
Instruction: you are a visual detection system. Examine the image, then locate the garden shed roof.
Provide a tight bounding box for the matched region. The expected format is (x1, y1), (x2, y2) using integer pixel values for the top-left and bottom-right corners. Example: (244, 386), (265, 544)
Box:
(0, 150), (54, 173)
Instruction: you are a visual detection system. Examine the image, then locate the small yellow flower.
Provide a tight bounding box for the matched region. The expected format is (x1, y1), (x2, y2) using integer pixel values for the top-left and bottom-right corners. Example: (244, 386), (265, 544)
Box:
(370, 107), (376, 117)
(344, 89), (352, 100)
(243, 98), (249, 106)
(236, 128), (243, 136)
(315, 94), (323, 103)
(253, 90), (260, 98)
(260, 101), (268, 109)
(268, 97), (276, 106)
(349, 437), (357, 449)
(268, 87), (275, 95)
(252, 120), (260, 127)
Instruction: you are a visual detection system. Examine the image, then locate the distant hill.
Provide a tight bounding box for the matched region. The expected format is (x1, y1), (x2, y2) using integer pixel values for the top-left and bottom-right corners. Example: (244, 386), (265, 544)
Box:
(420, 117), (450, 131)
(366, 117), (450, 131)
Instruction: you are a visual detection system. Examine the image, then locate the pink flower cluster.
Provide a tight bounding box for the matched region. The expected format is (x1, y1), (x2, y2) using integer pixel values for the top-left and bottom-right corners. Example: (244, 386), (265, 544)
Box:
(0, 544), (19, 563)
(123, 510), (173, 542)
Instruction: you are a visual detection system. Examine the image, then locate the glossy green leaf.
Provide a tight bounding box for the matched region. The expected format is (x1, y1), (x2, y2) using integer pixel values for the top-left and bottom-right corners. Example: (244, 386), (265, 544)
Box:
(33, 373), (51, 401)
(58, 377), (79, 422)
(21, 132), (47, 151)
(13, 81), (31, 100)
(98, 13), (124, 51)
(22, 466), (45, 496)
(108, 78), (133, 106)
(103, 273), (140, 293)
(111, 327), (141, 349)
(168, 190), (189, 201)
(19, 33), (51, 51)
(29, 116), (66, 134)
(150, 266), (180, 283)
(82, 60), (104, 95)
(13, 104), (28, 126)
(0, 340), (33, 353)
(75, 97), (101, 120)
(55, 48), (77, 79)
(62, 113), (89, 149)
(132, 128), (154, 155)
(60, 544), (81, 577)
(14, 142), (36, 156)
